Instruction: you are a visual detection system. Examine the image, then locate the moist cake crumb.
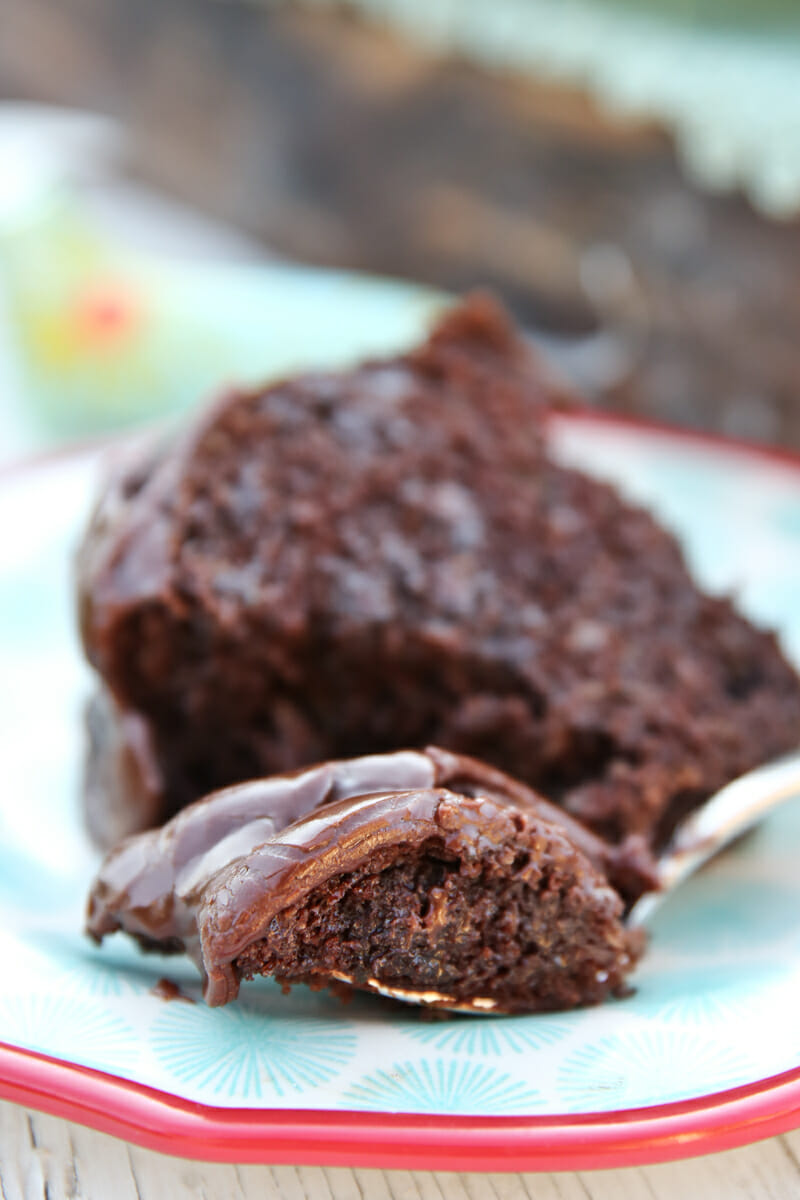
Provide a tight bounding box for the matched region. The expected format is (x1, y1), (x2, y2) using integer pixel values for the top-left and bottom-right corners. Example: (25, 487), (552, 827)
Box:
(77, 293), (800, 865)
(86, 748), (642, 1013)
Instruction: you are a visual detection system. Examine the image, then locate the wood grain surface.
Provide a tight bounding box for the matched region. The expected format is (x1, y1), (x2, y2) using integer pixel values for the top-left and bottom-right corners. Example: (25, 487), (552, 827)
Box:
(2, 1101), (800, 1199)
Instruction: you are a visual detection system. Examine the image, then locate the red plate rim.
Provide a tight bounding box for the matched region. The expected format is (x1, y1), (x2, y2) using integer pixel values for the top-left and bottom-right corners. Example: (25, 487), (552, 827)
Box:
(3, 1041), (800, 1170)
(6, 405), (800, 477)
(547, 406), (800, 473)
(3, 408), (800, 1170)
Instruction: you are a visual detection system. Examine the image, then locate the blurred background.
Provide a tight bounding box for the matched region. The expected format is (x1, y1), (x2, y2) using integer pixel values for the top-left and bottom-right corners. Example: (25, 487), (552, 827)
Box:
(4, 0), (800, 461)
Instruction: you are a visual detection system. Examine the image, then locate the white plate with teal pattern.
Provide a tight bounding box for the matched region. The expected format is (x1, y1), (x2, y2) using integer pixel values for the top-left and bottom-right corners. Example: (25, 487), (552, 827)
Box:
(2, 274), (800, 1170)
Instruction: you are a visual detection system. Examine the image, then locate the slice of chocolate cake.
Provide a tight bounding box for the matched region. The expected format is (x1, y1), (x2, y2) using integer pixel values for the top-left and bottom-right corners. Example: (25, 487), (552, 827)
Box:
(77, 293), (800, 857)
(87, 748), (642, 1012)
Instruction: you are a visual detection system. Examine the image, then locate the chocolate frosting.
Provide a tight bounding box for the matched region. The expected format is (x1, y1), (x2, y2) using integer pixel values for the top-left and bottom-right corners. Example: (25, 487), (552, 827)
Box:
(83, 688), (166, 848)
(198, 786), (630, 1007)
(87, 749), (435, 947)
(87, 745), (654, 1006)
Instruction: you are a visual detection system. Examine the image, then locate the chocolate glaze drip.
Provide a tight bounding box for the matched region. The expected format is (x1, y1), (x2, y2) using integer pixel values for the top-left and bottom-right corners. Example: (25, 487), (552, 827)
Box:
(83, 689), (165, 849)
(87, 746), (653, 1009)
(197, 785), (632, 1008)
(87, 749), (436, 948)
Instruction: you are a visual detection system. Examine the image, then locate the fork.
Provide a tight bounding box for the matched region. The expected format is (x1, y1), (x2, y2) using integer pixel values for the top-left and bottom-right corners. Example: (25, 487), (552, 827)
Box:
(627, 749), (800, 927)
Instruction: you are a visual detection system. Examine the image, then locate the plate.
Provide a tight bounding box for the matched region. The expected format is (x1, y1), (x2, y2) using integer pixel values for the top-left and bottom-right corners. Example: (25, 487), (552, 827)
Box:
(2, 296), (800, 1169)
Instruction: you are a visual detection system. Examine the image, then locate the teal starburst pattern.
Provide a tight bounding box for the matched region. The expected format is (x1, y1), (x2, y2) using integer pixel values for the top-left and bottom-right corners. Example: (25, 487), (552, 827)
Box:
(0, 993), (137, 1071)
(632, 960), (790, 1026)
(650, 876), (799, 958)
(344, 1058), (541, 1114)
(557, 1029), (753, 1112)
(151, 998), (356, 1100)
(21, 930), (180, 999)
(402, 1014), (570, 1056)
(63, 949), (171, 998)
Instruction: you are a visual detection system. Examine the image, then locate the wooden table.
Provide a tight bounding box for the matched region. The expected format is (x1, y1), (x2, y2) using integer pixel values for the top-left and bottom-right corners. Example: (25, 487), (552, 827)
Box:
(3, 1099), (800, 1199)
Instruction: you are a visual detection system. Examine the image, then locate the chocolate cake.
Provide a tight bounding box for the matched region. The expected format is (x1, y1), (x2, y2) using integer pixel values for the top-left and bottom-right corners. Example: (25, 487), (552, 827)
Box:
(77, 293), (800, 859)
(87, 748), (642, 1012)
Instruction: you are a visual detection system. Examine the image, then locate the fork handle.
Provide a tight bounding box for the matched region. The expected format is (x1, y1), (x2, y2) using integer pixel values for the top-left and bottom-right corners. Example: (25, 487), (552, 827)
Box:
(627, 749), (800, 927)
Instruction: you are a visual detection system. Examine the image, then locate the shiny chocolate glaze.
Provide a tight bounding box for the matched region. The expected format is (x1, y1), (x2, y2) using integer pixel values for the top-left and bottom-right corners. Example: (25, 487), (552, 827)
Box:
(198, 785), (630, 1008)
(87, 746), (653, 1007)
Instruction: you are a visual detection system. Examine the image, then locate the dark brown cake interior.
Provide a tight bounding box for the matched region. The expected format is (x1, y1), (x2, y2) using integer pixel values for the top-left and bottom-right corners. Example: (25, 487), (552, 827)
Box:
(195, 782), (643, 1013)
(78, 293), (800, 854)
(234, 834), (637, 1013)
(86, 752), (641, 1013)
